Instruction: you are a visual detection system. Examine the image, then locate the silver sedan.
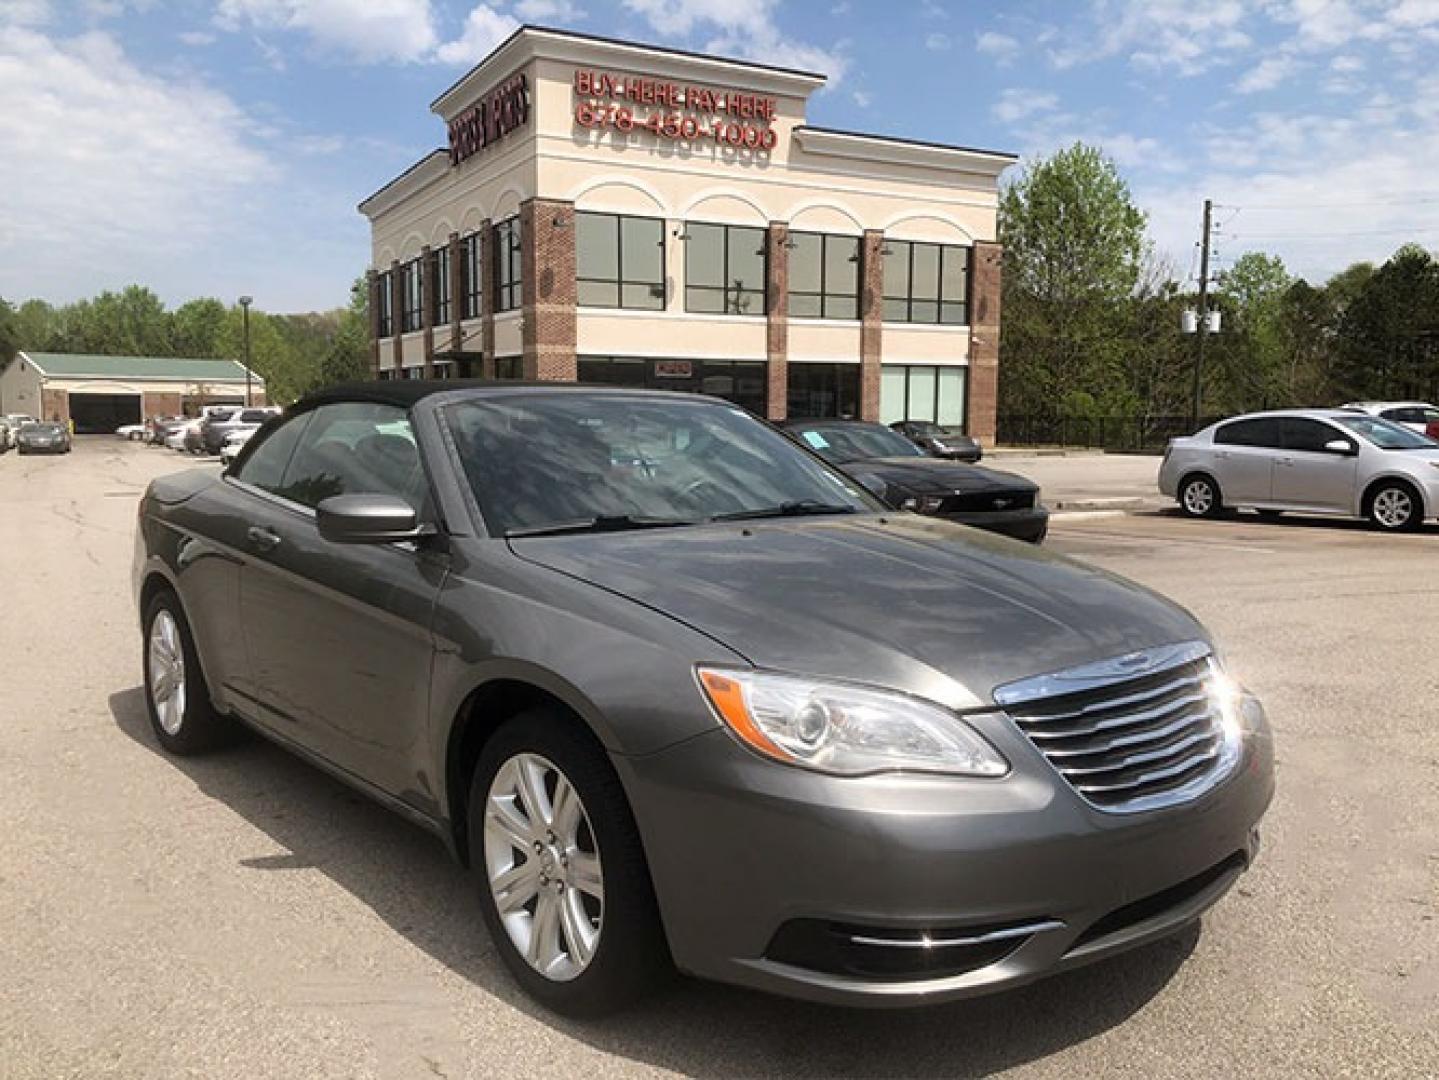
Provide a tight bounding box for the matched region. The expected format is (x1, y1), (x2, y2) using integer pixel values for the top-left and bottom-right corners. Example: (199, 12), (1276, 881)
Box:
(1160, 408), (1439, 531)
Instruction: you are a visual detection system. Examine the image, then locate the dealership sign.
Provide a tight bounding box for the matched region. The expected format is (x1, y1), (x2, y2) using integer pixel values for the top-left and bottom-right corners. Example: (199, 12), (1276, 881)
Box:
(448, 73), (530, 166)
(573, 70), (778, 151)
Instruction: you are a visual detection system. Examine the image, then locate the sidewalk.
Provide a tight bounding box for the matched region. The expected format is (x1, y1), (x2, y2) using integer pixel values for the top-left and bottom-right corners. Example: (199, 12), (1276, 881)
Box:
(985, 451), (1166, 512)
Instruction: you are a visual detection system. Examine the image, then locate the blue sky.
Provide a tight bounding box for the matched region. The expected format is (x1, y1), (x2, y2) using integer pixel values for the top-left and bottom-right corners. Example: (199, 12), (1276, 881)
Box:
(3, 0), (1439, 312)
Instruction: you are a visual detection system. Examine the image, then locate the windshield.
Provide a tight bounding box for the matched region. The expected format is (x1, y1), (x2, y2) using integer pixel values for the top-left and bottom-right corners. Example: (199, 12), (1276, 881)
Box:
(1333, 415), (1439, 450)
(447, 394), (876, 536)
(790, 423), (924, 463)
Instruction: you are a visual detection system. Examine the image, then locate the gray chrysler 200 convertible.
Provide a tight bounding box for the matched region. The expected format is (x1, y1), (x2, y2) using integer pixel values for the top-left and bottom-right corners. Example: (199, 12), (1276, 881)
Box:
(133, 382), (1274, 1016)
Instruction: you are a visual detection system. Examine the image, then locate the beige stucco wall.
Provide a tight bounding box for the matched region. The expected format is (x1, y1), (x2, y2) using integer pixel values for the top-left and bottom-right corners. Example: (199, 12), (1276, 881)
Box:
(0, 357), (42, 415)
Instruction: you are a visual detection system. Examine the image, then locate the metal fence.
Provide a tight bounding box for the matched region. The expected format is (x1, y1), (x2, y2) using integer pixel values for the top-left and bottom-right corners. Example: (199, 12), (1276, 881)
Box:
(997, 415), (1222, 452)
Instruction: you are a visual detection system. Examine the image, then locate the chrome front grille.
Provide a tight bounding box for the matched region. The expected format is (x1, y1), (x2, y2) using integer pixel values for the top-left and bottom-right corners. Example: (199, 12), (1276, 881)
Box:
(995, 642), (1238, 813)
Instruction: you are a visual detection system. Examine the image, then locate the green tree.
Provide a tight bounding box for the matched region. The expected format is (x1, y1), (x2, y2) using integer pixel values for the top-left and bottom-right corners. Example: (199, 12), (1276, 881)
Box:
(0, 297), (17, 373)
(998, 142), (1150, 420)
(1217, 251), (1292, 411)
(317, 276), (373, 388)
(1335, 244), (1439, 400)
(171, 298), (229, 357)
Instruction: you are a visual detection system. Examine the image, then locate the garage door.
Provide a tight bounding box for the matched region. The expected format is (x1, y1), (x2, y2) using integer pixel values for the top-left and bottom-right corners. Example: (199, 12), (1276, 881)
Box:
(69, 393), (142, 435)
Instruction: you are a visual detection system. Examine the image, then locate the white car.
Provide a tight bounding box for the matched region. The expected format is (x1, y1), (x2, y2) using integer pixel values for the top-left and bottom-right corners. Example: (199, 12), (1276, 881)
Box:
(115, 423), (146, 441)
(1341, 401), (1439, 438)
(5, 414), (36, 448)
(219, 426), (258, 466)
(1161, 408), (1439, 531)
(165, 419), (201, 452)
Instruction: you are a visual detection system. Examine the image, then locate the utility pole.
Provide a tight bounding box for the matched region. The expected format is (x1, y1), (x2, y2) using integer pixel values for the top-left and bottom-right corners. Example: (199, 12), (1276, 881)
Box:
(1189, 198), (1213, 429)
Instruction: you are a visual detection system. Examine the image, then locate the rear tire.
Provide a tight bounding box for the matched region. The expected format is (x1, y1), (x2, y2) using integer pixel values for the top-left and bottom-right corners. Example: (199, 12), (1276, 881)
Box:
(142, 590), (233, 754)
(467, 710), (671, 1017)
(1178, 474), (1223, 518)
(1366, 481), (1422, 532)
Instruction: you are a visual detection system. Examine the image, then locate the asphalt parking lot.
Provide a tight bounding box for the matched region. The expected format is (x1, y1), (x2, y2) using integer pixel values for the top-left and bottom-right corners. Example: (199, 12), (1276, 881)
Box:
(2, 439), (1436, 1079)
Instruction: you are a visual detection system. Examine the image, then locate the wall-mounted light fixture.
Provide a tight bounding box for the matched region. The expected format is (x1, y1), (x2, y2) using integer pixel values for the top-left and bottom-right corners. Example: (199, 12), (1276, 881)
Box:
(672, 227), (690, 241)
(551, 214), (568, 228)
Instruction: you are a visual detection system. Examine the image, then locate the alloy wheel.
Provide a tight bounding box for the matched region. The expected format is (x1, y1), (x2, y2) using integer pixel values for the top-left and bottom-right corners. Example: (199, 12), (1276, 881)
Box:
(484, 753), (604, 982)
(1372, 487), (1413, 529)
(1183, 479), (1214, 516)
(147, 609), (187, 736)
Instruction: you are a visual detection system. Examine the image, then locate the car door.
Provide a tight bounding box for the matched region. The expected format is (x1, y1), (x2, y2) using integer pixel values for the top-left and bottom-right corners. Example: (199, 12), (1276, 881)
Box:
(231, 401), (447, 800)
(1210, 418), (1283, 504)
(1272, 418), (1359, 510)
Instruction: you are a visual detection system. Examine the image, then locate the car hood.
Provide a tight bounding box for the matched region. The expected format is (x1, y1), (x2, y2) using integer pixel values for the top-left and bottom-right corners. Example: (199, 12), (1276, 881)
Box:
(840, 457), (1036, 495)
(511, 514), (1207, 709)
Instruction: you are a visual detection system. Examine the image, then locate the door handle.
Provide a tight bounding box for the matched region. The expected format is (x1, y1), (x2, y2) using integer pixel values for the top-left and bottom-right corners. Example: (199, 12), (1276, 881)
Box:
(247, 526), (281, 553)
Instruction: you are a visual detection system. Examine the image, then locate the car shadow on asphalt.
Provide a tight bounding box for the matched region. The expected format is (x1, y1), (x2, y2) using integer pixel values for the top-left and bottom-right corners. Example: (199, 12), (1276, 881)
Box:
(1152, 507), (1439, 534)
(109, 685), (1198, 1079)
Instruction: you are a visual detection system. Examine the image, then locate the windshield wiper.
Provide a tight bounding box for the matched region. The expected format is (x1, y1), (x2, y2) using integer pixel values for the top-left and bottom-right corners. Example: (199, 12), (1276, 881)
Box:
(505, 515), (699, 539)
(710, 500), (858, 522)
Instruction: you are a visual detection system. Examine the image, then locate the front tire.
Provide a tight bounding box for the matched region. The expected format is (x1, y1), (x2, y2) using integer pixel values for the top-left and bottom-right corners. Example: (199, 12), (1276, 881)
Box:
(143, 590), (232, 754)
(1367, 481), (1422, 532)
(468, 711), (670, 1017)
(1179, 474), (1223, 518)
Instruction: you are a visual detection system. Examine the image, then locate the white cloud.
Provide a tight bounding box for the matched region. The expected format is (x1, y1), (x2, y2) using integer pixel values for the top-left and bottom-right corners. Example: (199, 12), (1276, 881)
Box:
(434, 4), (518, 65)
(513, 0), (583, 21)
(0, 0), (50, 24)
(975, 30), (1019, 63)
(992, 88), (1058, 124)
(925, 32), (950, 51)
(1329, 53), (1363, 71)
(1236, 53), (1302, 92)
(1140, 100), (1439, 283)
(1043, 0), (1251, 75)
(0, 27), (277, 301)
(216, 0), (440, 63)
(851, 89), (871, 107)
(622, 0), (847, 82)
(179, 29), (217, 45)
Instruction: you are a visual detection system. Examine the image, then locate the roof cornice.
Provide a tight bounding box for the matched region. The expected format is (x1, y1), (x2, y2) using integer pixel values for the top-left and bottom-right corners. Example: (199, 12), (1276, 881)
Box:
(358, 150), (451, 219)
(431, 25), (827, 121)
(792, 126), (1017, 178)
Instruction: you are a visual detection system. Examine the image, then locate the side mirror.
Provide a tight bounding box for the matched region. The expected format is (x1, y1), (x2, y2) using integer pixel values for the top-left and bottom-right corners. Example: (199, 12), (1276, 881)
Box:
(316, 493), (431, 544)
(1324, 439), (1358, 456)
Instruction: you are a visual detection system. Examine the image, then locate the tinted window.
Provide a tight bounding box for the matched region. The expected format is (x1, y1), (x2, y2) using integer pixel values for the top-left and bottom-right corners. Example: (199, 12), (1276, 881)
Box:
(270, 403), (429, 512)
(1334, 414), (1439, 450)
(239, 409), (273, 423)
(446, 395), (872, 535)
(789, 423), (923, 463)
(1214, 418), (1283, 448)
(1282, 418), (1349, 453)
(234, 412), (312, 491)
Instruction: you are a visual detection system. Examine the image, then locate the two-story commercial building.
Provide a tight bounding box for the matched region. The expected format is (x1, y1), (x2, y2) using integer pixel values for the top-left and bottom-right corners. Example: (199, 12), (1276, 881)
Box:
(359, 26), (1013, 441)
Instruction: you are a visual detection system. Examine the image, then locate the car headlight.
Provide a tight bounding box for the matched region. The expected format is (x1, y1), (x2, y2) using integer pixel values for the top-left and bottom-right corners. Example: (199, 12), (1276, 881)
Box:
(696, 668), (1008, 777)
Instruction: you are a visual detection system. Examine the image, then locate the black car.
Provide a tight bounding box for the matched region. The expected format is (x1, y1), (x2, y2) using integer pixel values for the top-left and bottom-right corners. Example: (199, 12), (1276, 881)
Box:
(890, 419), (983, 462)
(783, 419), (1048, 543)
(15, 422), (72, 455)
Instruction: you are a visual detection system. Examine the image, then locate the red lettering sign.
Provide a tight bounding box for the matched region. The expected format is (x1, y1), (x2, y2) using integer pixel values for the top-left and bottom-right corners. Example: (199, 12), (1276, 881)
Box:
(573, 69), (778, 154)
(449, 72), (529, 166)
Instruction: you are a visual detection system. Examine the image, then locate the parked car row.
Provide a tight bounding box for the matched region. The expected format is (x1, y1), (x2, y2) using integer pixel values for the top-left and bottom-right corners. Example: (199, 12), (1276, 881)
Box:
(131, 405), (280, 458)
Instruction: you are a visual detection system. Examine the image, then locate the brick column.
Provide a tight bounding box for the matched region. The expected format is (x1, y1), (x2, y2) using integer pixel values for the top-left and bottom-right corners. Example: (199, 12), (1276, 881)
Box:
(966, 241), (1002, 445)
(420, 245), (436, 376)
(765, 222), (789, 420)
(860, 229), (885, 422)
(479, 219), (496, 379)
(389, 258), (403, 373)
(367, 269), (382, 378)
(520, 198), (577, 382)
(42, 388), (70, 425)
(448, 231), (463, 353)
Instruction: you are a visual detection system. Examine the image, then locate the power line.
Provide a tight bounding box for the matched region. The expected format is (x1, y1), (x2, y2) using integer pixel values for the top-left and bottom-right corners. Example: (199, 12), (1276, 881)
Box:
(1231, 196), (1439, 210)
(1229, 225), (1439, 240)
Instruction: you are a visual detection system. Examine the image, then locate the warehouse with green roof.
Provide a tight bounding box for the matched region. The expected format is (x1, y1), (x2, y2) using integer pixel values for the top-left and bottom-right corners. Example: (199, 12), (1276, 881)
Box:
(0, 352), (265, 434)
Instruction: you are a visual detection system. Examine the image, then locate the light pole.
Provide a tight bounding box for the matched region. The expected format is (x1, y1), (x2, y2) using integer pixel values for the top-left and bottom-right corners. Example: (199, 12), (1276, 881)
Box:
(238, 295), (253, 406)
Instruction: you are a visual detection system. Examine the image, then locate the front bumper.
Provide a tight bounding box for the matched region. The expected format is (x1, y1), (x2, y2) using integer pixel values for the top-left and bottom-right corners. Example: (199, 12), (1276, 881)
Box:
(18, 441), (67, 454)
(935, 505), (1049, 543)
(616, 712), (1272, 1007)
